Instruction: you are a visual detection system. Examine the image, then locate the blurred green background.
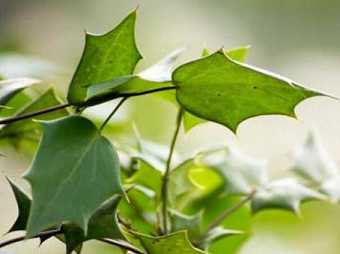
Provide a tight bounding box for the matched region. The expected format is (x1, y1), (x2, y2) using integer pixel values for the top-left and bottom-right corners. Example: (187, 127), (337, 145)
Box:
(1, 0), (340, 253)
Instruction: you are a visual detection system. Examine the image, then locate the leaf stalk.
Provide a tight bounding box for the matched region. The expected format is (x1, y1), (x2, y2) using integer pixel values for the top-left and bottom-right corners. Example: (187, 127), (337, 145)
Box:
(198, 190), (256, 240)
(99, 97), (127, 131)
(161, 107), (183, 234)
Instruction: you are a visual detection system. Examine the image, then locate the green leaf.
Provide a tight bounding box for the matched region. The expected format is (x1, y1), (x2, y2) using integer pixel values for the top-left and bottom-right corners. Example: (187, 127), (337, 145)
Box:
(6, 178), (31, 232)
(169, 210), (240, 250)
(292, 133), (340, 201)
(24, 115), (123, 238)
(174, 50), (322, 132)
(60, 195), (123, 254)
(169, 210), (202, 240)
(225, 46), (250, 63)
(200, 227), (242, 250)
(0, 88), (69, 144)
(200, 147), (267, 195)
(182, 111), (207, 133)
(169, 159), (205, 209)
(251, 178), (323, 214)
(118, 186), (157, 235)
(182, 46), (250, 133)
(0, 78), (40, 106)
(67, 10), (142, 105)
(197, 194), (251, 254)
(137, 231), (206, 254)
(126, 158), (162, 199)
(86, 48), (184, 104)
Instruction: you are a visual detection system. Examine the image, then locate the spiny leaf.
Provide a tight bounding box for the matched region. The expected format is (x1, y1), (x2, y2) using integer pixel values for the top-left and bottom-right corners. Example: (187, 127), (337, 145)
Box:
(174, 50), (323, 133)
(251, 178), (324, 214)
(292, 133), (340, 201)
(200, 147), (268, 195)
(6, 178), (31, 232)
(183, 46), (250, 133)
(0, 78), (40, 106)
(86, 48), (184, 104)
(60, 195), (123, 254)
(67, 10), (142, 105)
(24, 115), (123, 238)
(136, 231), (206, 254)
(293, 133), (338, 182)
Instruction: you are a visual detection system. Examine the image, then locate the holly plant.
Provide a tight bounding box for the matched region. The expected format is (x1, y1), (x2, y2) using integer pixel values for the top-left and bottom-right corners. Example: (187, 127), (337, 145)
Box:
(0, 9), (337, 254)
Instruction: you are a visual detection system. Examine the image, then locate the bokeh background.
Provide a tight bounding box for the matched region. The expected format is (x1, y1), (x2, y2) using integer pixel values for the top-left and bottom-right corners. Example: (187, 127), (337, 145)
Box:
(1, 0), (340, 253)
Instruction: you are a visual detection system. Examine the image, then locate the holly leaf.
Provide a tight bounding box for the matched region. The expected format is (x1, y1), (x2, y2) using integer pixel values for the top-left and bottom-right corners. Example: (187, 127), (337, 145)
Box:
(86, 48), (184, 104)
(0, 78), (40, 106)
(67, 10), (142, 105)
(60, 195), (123, 254)
(182, 46), (250, 133)
(137, 231), (206, 254)
(292, 133), (340, 201)
(174, 50), (323, 132)
(251, 178), (323, 214)
(24, 115), (123, 238)
(6, 178), (31, 232)
(200, 147), (268, 195)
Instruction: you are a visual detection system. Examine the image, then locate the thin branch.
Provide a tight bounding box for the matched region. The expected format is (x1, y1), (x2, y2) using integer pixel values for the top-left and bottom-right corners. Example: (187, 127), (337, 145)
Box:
(99, 97), (127, 131)
(161, 107), (183, 234)
(204, 190), (256, 234)
(119, 86), (176, 98)
(0, 228), (144, 254)
(0, 228), (62, 248)
(0, 86), (177, 126)
(0, 103), (71, 125)
(100, 238), (145, 254)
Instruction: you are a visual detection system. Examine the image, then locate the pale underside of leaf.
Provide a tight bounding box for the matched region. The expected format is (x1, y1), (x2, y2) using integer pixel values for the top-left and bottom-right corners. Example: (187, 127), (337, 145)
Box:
(292, 133), (340, 201)
(0, 78), (41, 106)
(85, 48), (185, 104)
(200, 147), (268, 195)
(251, 178), (323, 214)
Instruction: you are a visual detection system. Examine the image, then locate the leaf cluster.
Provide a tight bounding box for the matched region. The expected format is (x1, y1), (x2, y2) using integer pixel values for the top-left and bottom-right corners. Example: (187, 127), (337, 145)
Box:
(0, 9), (336, 254)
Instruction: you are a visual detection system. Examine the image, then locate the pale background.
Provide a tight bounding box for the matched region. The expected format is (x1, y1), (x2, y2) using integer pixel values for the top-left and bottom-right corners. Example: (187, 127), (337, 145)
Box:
(1, 0), (340, 253)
